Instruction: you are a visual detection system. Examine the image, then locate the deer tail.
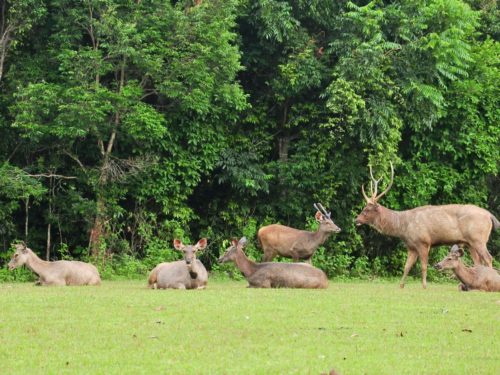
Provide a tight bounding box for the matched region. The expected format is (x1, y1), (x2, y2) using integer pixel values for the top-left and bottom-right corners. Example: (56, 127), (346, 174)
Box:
(147, 268), (157, 289)
(491, 214), (500, 230)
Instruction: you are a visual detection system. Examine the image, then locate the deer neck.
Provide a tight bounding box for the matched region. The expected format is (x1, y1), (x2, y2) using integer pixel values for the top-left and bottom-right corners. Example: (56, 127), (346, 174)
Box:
(452, 262), (476, 287)
(25, 249), (49, 276)
(186, 260), (200, 279)
(310, 227), (331, 247)
(373, 206), (405, 238)
(234, 248), (258, 278)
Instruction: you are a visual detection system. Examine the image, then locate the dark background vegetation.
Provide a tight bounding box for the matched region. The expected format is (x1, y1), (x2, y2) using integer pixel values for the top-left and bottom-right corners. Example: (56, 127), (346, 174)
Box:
(0, 0), (498, 280)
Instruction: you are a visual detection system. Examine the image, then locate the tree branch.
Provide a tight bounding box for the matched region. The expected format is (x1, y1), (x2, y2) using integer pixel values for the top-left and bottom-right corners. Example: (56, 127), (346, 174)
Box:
(26, 173), (77, 180)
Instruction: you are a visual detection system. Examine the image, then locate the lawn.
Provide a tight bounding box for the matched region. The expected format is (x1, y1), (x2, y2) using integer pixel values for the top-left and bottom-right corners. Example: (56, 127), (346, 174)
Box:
(0, 279), (498, 374)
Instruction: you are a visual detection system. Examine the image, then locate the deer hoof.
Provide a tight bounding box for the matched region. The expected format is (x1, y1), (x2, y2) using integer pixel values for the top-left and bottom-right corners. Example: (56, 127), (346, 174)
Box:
(458, 283), (469, 292)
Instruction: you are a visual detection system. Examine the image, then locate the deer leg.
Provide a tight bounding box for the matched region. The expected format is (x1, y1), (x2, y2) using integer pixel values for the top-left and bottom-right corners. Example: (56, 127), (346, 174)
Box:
(259, 279), (272, 288)
(262, 251), (274, 262)
(44, 279), (65, 286)
(472, 243), (493, 268)
(418, 248), (429, 289)
(400, 250), (418, 288)
(467, 245), (482, 266)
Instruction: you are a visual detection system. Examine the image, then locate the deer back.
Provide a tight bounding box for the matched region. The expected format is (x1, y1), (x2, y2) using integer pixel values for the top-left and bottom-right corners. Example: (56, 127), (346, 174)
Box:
(248, 262), (328, 289)
(53, 261), (101, 285)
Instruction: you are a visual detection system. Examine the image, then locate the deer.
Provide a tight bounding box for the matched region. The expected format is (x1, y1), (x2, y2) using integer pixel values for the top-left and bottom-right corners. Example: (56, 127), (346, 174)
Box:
(434, 245), (500, 292)
(257, 203), (341, 263)
(218, 237), (329, 289)
(7, 242), (101, 286)
(148, 238), (208, 289)
(355, 162), (498, 289)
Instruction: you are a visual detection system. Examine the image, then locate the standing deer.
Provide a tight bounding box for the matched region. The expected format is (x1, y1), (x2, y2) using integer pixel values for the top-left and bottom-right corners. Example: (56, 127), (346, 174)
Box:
(355, 163), (498, 289)
(148, 238), (208, 289)
(434, 245), (500, 292)
(8, 242), (101, 286)
(258, 203), (341, 263)
(218, 237), (329, 289)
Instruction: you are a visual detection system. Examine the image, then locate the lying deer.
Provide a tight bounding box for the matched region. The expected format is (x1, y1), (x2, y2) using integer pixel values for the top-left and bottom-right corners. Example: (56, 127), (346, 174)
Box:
(355, 162), (498, 289)
(148, 238), (208, 289)
(8, 242), (101, 286)
(434, 245), (500, 292)
(258, 203), (341, 263)
(218, 237), (328, 288)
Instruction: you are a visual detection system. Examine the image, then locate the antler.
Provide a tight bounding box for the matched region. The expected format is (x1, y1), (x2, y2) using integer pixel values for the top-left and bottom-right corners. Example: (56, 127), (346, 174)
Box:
(373, 162), (394, 202)
(361, 162), (394, 203)
(369, 165), (382, 198)
(314, 203), (331, 219)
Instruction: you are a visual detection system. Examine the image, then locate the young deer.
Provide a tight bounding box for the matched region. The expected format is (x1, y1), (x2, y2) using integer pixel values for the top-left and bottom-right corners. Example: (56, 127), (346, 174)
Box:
(8, 242), (101, 286)
(258, 203), (341, 263)
(148, 238), (208, 289)
(355, 162), (497, 289)
(434, 245), (500, 292)
(218, 237), (328, 289)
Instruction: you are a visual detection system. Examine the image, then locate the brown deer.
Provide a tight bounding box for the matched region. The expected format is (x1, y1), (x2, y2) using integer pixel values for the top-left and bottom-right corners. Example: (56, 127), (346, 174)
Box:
(355, 163), (498, 289)
(148, 238), (208, 289)
(258, 203), (341, 263)
(218, 237), (329, 288)
(434, 245), (500, 292)
(8, 242), (101, 286)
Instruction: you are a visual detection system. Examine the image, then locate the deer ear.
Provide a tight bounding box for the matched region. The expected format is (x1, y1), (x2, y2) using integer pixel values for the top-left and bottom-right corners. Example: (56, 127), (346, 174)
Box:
(315, 211), (323, 221)
(450, 245), (464, 257)
(238, 237), (247, 247)
(195, 238), (207, 250)
(18, 243), (28, 253)
(173, 239), (184, 250)
(231, 239), (238, 247)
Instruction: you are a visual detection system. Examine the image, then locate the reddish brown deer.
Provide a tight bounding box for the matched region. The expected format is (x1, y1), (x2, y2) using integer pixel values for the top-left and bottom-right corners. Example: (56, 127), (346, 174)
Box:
(434, 245), (500, 292)
(148, 238), (208, 289)
(218, 237), (329, 288)
(258, 203), (341, 263)
(355, 163), (498, 289)
(8, 242), (101, 286)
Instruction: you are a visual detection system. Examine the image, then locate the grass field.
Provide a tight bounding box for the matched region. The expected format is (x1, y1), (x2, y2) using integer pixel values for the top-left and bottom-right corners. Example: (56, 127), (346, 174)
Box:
(0, 279), (499, 374)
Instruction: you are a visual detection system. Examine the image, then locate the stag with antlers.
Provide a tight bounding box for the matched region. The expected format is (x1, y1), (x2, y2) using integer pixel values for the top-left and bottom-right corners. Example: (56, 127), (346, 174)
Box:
(356, 162), (498, 289)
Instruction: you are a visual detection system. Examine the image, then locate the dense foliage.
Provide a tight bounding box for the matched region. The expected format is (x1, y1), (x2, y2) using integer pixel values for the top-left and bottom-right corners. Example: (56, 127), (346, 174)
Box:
(0, 0), (498, 279)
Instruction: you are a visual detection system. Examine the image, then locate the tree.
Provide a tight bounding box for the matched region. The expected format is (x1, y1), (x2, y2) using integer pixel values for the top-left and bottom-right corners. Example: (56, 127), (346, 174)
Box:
(0, 0), (46, 82)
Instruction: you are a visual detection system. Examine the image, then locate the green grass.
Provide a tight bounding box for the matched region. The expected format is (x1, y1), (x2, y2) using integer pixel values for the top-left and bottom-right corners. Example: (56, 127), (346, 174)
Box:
(0, 279), (499, 374)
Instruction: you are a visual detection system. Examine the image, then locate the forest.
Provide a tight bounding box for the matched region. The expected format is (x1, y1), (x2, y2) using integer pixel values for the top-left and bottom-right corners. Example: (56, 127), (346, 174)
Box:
(0, 0), (498, 280)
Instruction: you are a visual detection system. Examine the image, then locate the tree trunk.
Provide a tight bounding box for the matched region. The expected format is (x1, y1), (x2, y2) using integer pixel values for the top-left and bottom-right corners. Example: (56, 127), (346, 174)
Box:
(89, 191), (106, 257)
(24, 197), (29, 243)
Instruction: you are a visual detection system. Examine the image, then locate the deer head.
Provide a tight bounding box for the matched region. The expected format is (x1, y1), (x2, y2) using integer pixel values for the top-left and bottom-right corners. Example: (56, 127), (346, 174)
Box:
(314, 203), (341, 233)
(355, 162), (394, 226)
(434, 245), (464, 270)
(173, 238), (207, 267)
(8, 242), (29, 270)
(218, 237), (247, 264)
